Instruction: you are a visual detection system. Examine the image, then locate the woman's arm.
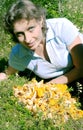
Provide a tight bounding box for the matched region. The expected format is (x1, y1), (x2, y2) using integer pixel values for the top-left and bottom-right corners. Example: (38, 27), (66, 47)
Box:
(48, 36), (83, 84)
(0, 66), (18, 81)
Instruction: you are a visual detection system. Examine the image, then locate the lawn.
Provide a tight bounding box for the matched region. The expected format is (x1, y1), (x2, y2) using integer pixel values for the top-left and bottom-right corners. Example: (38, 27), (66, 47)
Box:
(0, 0), (83, 129)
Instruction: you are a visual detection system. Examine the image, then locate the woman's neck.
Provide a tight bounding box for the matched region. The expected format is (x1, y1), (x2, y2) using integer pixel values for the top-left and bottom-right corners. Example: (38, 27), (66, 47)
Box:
(34, 40), (50, 62)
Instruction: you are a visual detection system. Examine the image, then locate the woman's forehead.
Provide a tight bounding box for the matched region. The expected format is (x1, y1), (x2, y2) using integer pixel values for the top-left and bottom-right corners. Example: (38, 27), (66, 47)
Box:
(14, 18), (40, 26)
(13, 19), (37, 32)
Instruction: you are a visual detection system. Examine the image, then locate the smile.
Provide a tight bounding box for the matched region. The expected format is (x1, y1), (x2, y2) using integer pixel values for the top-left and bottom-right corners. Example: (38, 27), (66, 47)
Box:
(25, 42), (34, 47)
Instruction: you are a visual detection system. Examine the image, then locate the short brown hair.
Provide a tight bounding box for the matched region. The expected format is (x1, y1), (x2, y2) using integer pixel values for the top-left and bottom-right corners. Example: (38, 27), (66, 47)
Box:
(5, 0), (47, 40)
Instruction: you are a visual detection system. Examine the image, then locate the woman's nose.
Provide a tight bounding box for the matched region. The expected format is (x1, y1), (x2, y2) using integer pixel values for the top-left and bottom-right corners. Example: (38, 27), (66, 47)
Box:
(24, 32), (32, 43)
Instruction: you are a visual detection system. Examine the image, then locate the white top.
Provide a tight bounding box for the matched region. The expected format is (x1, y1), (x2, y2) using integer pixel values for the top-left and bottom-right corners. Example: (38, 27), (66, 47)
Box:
(9, 18), (83, 79)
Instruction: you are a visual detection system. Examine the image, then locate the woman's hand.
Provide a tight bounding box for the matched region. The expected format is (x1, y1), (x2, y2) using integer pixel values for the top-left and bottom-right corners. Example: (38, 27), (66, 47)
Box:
(0, 72), (7, 81)
(0, 66), (18, 81)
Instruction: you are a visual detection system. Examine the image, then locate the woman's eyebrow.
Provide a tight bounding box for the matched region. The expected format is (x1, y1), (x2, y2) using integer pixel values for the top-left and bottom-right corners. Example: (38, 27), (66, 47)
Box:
(15, 31), (24, 35)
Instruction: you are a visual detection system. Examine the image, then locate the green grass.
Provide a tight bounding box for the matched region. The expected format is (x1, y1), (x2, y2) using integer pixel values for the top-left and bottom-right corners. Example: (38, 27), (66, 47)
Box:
(0, 0), (83, 129)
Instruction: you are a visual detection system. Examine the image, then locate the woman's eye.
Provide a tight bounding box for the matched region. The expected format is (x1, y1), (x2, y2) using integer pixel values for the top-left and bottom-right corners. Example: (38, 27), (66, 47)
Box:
(16, 33), (24, 38)
(28, 26), (35, 32)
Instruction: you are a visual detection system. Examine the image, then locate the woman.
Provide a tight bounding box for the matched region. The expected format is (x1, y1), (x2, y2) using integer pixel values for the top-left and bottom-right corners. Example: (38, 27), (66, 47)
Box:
(0, 0), (83, 84)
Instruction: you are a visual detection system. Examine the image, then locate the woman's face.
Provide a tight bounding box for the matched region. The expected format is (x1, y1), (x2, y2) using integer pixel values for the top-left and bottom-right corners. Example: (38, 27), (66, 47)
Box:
(13, 18), (44, 51)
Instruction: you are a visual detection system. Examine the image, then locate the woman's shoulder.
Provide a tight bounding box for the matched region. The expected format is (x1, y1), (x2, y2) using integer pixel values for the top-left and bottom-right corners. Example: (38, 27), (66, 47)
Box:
(11, 44), (33, 57)
(46, 18), (70, 39)
(46, 17), (71, 31)
(46, 17), (69, 24)
(11, 44), (24, 55)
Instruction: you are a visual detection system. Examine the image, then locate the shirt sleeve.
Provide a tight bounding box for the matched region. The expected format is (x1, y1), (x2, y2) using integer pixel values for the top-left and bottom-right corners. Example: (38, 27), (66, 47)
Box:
(9, 44), (30, 71)
(9, 53), (25, 71)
